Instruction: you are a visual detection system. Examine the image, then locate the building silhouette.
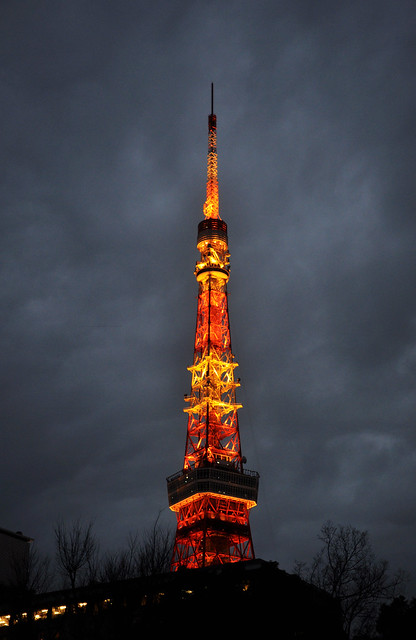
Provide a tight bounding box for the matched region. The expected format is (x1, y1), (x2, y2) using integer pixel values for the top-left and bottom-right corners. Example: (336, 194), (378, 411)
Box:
(0, 559), (346, 639)
(0, 528), (32, 588)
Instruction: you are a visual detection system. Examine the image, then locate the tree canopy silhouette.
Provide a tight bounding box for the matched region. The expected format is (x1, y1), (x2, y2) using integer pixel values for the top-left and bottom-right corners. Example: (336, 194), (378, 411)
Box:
(54, 519), (98, 590)
(294, 521), (405, 639)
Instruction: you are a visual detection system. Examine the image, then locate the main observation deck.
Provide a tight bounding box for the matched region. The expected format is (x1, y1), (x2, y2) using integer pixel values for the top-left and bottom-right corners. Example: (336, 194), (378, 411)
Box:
(167, 464), (259, 511)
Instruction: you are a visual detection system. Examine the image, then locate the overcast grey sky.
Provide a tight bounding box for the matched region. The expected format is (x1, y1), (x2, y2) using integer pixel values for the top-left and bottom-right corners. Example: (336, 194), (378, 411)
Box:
(1, 0), (415, 593)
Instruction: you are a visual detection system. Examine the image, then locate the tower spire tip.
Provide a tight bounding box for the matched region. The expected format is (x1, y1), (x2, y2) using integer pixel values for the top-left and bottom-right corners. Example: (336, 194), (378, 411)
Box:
(204, 83), (219, 219)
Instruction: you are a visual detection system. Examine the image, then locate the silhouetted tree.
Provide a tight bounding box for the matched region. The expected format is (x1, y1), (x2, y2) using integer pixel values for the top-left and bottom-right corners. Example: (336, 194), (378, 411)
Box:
(99, 518), (174, 582)
(135, 521), (174, 576)
(376, 595), (416, 639)
(10, 542), (52, 594)
(54, 519), (99, 590)
(294, 521), (405, 639)
(99, 531), (140, 582)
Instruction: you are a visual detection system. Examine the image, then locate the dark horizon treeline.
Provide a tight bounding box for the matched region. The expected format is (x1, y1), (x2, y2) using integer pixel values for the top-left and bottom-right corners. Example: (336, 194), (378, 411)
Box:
(1, 518), (174, 597)
(1, 518), (415, 640)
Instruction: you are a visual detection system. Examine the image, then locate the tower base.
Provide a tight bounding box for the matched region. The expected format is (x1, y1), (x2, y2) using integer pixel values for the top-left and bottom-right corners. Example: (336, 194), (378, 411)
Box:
(169, 492), (256, 571)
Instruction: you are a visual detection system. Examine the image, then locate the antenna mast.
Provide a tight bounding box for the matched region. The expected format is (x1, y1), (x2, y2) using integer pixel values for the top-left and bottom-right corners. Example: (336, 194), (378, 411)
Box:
(203, 84), (220, 220)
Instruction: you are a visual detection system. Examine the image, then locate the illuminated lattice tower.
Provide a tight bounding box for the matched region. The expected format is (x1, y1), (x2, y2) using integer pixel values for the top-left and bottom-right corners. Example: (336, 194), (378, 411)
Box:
(167, 88), (259, 570)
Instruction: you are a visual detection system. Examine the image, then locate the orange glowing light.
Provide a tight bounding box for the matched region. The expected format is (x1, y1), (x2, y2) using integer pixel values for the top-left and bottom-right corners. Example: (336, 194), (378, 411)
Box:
(0, 615), (10, 627)
(203, 114), (220, 220)
(167, 91), (258, 571)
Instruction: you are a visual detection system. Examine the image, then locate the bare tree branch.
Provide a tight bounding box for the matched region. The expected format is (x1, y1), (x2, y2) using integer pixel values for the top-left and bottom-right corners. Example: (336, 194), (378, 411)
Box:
(98, 519), (174, 582)
(54, 519), (98, 590)
(10, 543), (52, 594)
(294, 521), (407, 638)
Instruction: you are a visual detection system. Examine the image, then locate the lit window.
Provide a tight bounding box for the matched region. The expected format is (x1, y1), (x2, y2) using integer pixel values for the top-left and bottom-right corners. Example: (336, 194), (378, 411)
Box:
(34, 609), (48, 620)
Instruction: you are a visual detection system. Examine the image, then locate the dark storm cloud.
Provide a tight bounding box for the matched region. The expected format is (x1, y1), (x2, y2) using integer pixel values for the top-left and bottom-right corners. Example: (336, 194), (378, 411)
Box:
(1, 0), (415, 592)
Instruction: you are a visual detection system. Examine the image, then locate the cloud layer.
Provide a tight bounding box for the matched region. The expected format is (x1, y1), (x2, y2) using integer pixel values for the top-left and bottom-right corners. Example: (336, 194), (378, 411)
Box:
(1, 0), (415, 592)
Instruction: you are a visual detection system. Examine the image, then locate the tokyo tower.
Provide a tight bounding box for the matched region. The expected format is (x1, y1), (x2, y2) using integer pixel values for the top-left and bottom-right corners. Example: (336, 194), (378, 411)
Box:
(167, 86), (259, 570)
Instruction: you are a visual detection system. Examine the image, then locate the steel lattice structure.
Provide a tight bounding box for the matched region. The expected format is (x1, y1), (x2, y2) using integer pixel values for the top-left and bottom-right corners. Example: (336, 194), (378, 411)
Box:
(167, 87), (259, 570)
